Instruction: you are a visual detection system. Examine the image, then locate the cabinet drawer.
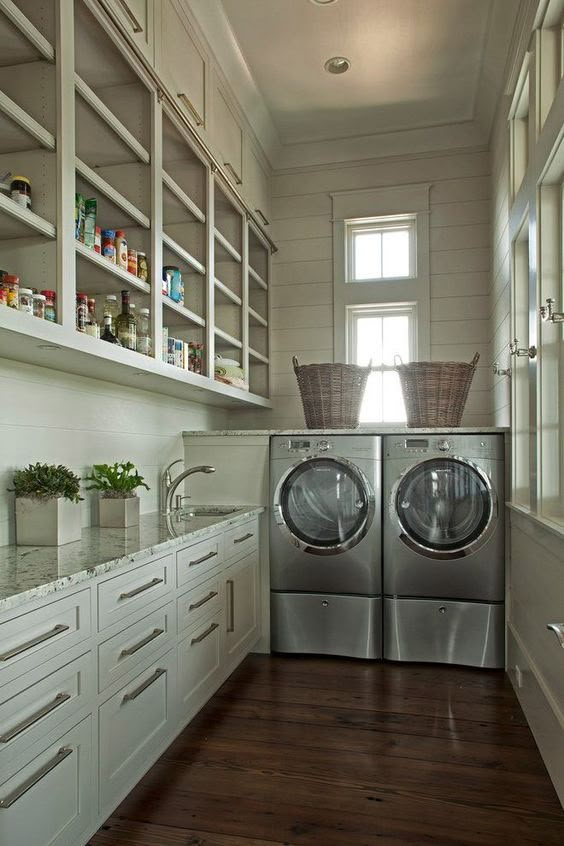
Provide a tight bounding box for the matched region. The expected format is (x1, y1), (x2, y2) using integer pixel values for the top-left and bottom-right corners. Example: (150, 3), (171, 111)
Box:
(176, 533), (223, 589)
(99, 650), (175, 814)
(178, 610), (223, 722)
(224, 518), (258, 562)
(177, 573), (222, 634)
(0, 590), (91, 688)
(0, 652), (92, 768)
(97, 555), (173, 632)
(0, 716), (92, 846)
(98, 602), (174, 694)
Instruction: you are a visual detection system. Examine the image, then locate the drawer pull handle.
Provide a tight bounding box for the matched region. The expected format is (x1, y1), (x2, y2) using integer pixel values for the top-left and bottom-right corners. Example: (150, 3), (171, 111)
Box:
(0, 746), (73, 809)
(119, 577), (164, 600)
(115, 0), (143, 32)
(224, 161), (242, 185)
(189, 590), (218, 611)
(227, 579), (235, 633)
(119, 628), (165, 658)
(0, 624), (70, 662)
(177, 93), (203, 126)
(233, 532), (253, 544)
(547, 623), (564, 648)
(122, 668), (166, 704)
(189, 550), (218, 567)
(0, 693), (71, 744)
(191, 622), (219, 645)
(254, 208), (270, 226)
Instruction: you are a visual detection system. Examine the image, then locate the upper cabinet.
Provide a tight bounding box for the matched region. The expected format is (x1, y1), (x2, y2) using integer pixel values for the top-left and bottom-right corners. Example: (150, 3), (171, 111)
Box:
(244, 141), (271, 227)
(159, 0), (207, 133)
(213, 82), (243, 189)
(106, 0), (155, 65)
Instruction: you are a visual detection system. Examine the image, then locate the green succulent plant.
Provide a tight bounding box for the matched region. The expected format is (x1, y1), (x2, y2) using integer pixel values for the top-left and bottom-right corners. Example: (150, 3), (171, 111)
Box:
(10, 463), (83, 503)
(84, 461), (149, 499)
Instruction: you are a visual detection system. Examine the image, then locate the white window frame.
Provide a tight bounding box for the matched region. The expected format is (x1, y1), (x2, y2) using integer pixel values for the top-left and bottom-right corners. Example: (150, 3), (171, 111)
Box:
(346, 214), (417, 283)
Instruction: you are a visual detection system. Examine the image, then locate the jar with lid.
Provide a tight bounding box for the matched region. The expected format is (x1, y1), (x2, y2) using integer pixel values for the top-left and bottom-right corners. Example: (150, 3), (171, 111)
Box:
(137, 252), (148, 282)
(18, 287), (33, 314)
(115, 230), (128, 270)
(10, 176), (31, 210)
(136, 307), (152, 356)
(4, 275), (19, 308)
(76, 292), (88, 332)
(127, 248), (137, 276)
(41, 290), (56, 322)
(33, 293), (46, 319)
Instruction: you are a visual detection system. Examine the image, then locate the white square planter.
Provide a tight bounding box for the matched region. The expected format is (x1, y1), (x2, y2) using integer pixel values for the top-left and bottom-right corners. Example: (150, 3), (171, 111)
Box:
(99, 496), (140, 528)
(15, 497), (82, 546)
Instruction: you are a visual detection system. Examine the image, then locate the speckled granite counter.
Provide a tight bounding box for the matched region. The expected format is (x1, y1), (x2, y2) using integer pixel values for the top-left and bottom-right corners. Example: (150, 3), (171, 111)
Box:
(183, 427), (508, 436)
(0, 507), (264, 614)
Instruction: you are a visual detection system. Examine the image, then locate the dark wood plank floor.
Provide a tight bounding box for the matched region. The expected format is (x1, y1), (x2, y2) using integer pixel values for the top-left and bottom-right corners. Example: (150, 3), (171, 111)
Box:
(90, 655), (564, 846)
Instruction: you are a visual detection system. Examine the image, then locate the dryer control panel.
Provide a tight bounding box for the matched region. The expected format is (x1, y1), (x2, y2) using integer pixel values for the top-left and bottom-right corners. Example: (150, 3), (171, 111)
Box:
(270, 435), (382, 461)
(384, 434), (504, 461)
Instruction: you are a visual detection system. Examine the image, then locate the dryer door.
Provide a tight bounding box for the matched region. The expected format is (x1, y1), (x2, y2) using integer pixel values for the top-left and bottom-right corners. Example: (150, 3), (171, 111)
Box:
(395, 457), (496, 558)
(274, 456), (375, 555)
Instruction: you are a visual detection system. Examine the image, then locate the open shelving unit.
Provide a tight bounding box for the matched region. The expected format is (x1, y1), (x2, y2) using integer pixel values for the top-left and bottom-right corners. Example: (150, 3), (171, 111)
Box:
(0, 0), (272, 408)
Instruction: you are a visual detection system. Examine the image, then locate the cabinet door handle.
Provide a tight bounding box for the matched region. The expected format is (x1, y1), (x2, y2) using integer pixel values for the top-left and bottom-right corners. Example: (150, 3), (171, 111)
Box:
(0, 624), (69, 662)
(0, 746), (73, 809)
(233, 532), (253, 545)
(189, 590), (218, 611)
(223, 161), (242, 185)
(122, 668), (166, 704)
(547, 623), (564, 648)
(191, 622), (219, 645)
(119, 628), (164, 658)
(227, 579), (235, 633)
(115, 0), (143, 33)
(254, 208), (270, 226)
(0, 693), (71, 744)
(119, 577), (163, 600)
(177, 93), (203, 126)
(189, 550), (218, 567)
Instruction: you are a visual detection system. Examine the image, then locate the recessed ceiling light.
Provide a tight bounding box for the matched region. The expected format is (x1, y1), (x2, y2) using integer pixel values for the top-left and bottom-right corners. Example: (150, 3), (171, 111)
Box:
(324, 56), (351, 74)
(310, 0), (339, 5)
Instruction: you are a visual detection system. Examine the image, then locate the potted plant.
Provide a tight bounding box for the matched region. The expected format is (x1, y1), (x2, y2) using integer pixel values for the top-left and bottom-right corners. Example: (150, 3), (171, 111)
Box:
(85, 461), (149, 528)
(10, 463), (83, 546)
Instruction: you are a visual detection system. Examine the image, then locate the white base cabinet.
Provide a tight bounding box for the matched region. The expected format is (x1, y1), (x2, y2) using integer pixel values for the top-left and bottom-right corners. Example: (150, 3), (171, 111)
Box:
(226, 551), (259, 664)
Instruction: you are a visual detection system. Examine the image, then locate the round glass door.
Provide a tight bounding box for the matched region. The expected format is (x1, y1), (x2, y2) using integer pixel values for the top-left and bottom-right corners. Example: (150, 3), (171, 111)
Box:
(278, 457), (373, 552)
(396, 458), (493, 554)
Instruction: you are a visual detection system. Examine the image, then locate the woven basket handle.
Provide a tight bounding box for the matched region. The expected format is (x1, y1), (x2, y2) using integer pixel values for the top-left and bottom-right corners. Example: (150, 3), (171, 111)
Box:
(394, 354), (404, 368)
(470, 352), (480, 368)
(292, 355), (300, 372)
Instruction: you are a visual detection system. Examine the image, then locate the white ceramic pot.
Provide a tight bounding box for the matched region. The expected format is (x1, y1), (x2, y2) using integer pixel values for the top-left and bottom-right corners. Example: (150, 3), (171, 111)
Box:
(99, 496), (140, 528)
(15, 497), (82, 546)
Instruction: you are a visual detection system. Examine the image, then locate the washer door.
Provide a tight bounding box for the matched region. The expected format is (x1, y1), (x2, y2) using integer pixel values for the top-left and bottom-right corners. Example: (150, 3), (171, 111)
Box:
(395, 457), (496, 558)
(274, 456), (375, 555)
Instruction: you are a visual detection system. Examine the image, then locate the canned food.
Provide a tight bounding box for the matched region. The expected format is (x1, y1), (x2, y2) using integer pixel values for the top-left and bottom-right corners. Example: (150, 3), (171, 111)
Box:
(101, 230), (116, 263)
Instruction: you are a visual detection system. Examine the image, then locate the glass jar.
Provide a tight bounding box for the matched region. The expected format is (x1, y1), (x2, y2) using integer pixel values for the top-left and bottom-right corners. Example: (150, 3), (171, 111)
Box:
(4, 275), (19, 308)
(41, 289), (56, 322)
(137, 252), (148, 282)
(18, 287), (34, 314)
(76, 292), (88, 332)
(10, 176), (31, 210)
(33, 293), (46, 319)
(127, 248), (137, 276)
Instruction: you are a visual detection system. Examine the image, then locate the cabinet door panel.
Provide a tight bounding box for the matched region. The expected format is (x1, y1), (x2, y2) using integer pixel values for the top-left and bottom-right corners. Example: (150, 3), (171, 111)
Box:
(178, 610), (223, 722)
(108, 0), (154, 64)
(244, 143), (271, 226)
(97, 555), (173, 632)
(225, 551), (259, 661)
(215, 87), (243, 186)
(161, 0), (206, 129)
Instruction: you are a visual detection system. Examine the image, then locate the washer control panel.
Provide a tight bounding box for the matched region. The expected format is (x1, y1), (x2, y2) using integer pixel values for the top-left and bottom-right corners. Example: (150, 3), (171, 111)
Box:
(384, 434), (503, 460)
(286, 439), (333, 453)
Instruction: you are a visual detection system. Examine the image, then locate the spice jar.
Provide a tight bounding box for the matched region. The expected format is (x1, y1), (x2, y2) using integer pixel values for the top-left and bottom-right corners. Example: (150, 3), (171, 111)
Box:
(76, 292), (88, 332)
(4, 275), (19, 308)
(41, 289), (56, 322)
(18, 287), (34, 314)
(137, 251), (148, 282)
(33, 293), (46, 319)
(10, 176), (31, 210)
(101, 230), (116, 264)
(127, 248), (137, 276)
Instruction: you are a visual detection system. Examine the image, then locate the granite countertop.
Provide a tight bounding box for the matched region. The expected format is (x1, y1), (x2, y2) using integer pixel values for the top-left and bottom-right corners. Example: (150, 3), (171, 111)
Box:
(0, 507), (264, 614)
(183, 427), (509, 436)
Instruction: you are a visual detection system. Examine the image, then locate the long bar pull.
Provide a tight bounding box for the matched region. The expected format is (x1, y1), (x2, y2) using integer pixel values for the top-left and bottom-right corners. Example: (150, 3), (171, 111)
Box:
(119, 628), (164, 659)
(226, 579), (235, 633)
(254, 208), (270, 226)
(0, 747), (73, 808)
(122, 668), (166, 704)
(189, 590), (218, 611)
(0, 624), (69, 662)
(223, 161), (242, 185)
(233, 532), (253, 545)
(119, 577), (163, 600)
(0, 693), (71, 743)
(191, 622), (219, 645)
(189, 551), (218, 567)
(177, 93), (203, 126)
(547, 623), (564, 648)
(115, 0), (143, 32)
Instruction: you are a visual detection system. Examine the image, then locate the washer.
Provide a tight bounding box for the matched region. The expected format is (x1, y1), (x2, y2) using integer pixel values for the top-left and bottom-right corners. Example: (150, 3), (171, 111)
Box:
(270, 435), (382, 659)
(383, 433), (505, 668)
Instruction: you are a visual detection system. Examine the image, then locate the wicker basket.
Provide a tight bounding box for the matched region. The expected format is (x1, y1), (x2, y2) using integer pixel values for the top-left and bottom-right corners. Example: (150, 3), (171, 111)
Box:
(293, 356), (371, 429)
(395, 353), (480, 428)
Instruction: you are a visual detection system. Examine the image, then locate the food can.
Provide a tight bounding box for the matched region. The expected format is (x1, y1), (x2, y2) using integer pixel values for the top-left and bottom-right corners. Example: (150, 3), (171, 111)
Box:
(101, 229), (116, 263)
(127, 248), (137, 276)
(163, 265), (183, 305)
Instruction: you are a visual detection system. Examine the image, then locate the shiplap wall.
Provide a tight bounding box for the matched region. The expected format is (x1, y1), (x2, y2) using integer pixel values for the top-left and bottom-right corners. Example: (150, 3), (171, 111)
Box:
(0, 359), (226, 546)
(232, 148), (492, 429)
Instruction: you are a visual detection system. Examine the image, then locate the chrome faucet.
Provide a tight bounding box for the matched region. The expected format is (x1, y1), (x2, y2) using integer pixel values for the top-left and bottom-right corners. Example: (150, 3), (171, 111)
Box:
(164, 465), (216, 515)
(160, 459), (183, 514)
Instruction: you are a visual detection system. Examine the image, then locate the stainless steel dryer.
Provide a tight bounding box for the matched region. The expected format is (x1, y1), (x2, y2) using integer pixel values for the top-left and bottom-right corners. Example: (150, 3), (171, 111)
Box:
(270, 435), (382, 659)
(383, 433), (505, 668)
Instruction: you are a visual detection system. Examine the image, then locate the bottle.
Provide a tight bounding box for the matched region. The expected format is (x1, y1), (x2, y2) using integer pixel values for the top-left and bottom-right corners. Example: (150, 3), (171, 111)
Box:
(115, 230), (128, 270)
(85, 297), (99, 338)
(100, 314), (122, 346)
(76, 292), (88, 332)
(103, 294), (118, 334)
(115, 289), (136, 350)
(137, 307), (152, 356)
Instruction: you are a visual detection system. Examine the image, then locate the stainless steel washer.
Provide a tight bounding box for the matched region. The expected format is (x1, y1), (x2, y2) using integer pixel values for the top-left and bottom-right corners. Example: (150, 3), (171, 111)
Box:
(383, 434), (505, 668)
(270, 435), (382, 659)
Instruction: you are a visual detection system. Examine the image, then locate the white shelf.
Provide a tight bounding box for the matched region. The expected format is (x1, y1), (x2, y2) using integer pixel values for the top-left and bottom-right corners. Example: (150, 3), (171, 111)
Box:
(75, 158), (150, 229)
(162, 232), (205, 274)
(0, 192), (55, 240)
(0, 89), (55, 150)
(249, 347), (269, 365)
(162, 296), (205, 328)
(249, 307), (268, 328)
(0, 0), (54, 65)
(162, 170), (205, 223)
(75, 241), (151, 296)
(214, 228), (241, 263)
(248, 265), (268, 290)
(214, 277), (242, 306)
(214, 327), (243, 349)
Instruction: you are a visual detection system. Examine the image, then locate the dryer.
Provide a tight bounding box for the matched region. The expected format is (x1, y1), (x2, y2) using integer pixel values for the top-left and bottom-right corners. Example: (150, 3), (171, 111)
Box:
(270, 435), (382, 659)
(383, 433), (505, 668)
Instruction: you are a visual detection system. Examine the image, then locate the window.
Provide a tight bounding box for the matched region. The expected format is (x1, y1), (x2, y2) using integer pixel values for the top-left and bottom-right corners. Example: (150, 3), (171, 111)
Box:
(347, 303), (416, 424)
(346, 216), (416, 282)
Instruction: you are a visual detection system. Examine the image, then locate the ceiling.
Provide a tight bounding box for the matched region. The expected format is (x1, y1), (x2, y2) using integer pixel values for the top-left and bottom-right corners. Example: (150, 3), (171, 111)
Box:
(220, 0), (521, 147)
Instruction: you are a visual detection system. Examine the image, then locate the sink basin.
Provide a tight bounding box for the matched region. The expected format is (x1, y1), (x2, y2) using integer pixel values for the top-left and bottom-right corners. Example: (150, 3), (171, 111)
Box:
(185, 506), (241, 517)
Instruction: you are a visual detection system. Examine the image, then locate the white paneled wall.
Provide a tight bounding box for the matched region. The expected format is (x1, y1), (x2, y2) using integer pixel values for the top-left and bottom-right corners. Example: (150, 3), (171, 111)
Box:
(231, 149), (492, 429)
(0, 359), (226, 546)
